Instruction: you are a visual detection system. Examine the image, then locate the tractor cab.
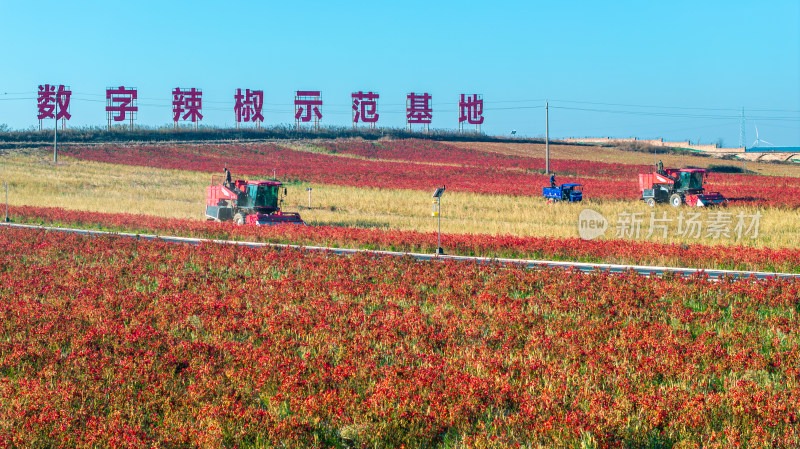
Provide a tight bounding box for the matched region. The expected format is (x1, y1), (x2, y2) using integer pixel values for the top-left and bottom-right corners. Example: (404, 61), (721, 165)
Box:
(663, 168), (704, 193)
(235, 181), (282, 212)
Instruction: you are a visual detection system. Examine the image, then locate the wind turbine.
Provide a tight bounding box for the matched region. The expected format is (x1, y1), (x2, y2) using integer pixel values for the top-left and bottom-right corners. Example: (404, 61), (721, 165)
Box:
(751, 123), (774, 148)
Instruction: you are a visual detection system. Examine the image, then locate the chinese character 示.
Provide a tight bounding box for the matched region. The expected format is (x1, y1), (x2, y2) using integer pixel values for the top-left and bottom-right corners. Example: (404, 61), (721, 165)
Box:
(733, 211), (762, 239)
(615, 212), (644, 238)
(352, 91), (379, 126)
(37, 85), (72, 122)
(234, 89), (264, 124)
(406, 92), (432, 125)
(705, 211), (733, 239)
(294, 91), (322, 125)
(458, 94), (484, 126)
(675, 211), (702, 238)
(647, 211), (672, 238)
(106, 86), (138, 122)
(172, 88), (203, 122)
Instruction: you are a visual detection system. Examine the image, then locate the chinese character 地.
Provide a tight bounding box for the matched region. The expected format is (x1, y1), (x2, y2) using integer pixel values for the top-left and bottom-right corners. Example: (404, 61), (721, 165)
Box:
(458, 94), (484, 125)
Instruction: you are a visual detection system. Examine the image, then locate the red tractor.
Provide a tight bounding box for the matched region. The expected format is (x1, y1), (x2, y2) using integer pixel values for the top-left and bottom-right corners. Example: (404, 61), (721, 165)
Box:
(205, 170), (304, 225)
(639, 166), (725, 207)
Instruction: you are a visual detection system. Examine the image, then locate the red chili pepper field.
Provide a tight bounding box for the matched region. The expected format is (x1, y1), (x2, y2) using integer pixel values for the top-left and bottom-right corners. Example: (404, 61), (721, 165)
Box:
(3, 138), (800, 448)
(1, 226), (799, 448)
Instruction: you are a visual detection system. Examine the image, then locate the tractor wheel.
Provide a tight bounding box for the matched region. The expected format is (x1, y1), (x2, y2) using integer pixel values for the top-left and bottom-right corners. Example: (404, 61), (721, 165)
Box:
(646, 198), (656, 207)
(669, 194), (683, 208)
(234, 213), (245, 225)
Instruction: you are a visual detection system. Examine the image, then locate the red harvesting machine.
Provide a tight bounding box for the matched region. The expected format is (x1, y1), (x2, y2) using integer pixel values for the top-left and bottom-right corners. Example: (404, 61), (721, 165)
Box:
(639, 167), (725, 207)
(205, 171), (304, 225)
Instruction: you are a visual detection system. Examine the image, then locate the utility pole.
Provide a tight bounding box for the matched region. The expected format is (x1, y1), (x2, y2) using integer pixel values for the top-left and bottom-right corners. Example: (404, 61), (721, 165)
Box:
(54, 112), (58, 163)
(739, 107), (745, 149)
(545, 100), (549, 174)
(740, 107), (746, 172)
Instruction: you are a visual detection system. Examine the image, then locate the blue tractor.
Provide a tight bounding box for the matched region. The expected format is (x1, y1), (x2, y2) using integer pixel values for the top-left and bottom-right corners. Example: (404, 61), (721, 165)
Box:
(543, 183), (583, 202)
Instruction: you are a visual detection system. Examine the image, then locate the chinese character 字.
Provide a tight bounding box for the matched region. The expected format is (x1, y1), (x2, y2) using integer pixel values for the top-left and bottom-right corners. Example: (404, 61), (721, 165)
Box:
(106, 86), (138, 122)
(37, 84), (71, 122)
(172, 88), (203, 122)
(234, 89), (264, 124)
(458, 94), (484, 126)
(295, 91), (322, 126)
(406, 92), (432, 125)
(352, 91), (379, 126)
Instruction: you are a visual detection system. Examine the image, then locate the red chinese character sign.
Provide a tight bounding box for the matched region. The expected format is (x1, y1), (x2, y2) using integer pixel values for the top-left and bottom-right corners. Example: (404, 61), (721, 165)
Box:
(106, 86), (138, 130)
(352, 91), (379, 128)
(458, 94), (484, 133)
(406, 92), (432, 132)
(234, 89), (265, 129)
(295, 91), (322, 130)
(172, 88), (203, 128)
(37, 84), (71, 130)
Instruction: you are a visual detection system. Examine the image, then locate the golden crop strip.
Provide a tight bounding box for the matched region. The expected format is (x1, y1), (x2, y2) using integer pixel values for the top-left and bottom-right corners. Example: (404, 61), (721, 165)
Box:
(1, 148), (799, 249)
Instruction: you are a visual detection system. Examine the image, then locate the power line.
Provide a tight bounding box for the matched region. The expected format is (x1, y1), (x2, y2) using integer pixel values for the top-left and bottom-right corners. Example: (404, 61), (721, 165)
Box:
(550, 105), (799, 122)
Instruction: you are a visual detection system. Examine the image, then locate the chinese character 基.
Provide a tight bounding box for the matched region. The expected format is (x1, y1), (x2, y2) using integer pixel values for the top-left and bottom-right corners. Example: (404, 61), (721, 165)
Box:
(234, 89), (264, 127)
(458, 94), (484, 132)
(172, 88), (203, 126)
(352, 91), (379, 128)
(106, 86), (138, 129)
(406, 92), (432, 131)
(294, 91), (322, 130)
(37, 84), (72, 130)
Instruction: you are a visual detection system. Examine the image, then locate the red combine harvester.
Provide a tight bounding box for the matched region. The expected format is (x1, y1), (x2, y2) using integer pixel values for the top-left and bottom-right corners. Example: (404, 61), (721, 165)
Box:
(205, 170), (304, 225)
(639, 166), (725, 207)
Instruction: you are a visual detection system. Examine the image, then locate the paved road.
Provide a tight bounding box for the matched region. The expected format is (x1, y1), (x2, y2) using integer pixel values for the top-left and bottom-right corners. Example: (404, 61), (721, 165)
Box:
(2, 222), (798, 281)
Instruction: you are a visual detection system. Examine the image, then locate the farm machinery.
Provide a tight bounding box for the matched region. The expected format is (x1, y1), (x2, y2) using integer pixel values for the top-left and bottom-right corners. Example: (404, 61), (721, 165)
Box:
(543, 183), (583, 202)
(639, 166), (725, 207)
(205, 170), (304, 225)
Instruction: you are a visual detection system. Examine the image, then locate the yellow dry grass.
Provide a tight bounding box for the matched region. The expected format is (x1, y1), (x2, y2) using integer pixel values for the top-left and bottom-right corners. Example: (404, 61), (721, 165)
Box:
(2, 148), (799, 249)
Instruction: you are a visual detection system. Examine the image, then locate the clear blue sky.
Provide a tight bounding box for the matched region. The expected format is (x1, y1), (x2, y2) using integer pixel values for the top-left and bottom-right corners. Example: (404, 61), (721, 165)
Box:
(2, 0), (798, 147)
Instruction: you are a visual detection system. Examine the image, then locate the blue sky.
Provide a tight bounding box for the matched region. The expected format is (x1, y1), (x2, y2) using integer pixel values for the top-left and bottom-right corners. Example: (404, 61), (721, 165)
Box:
(2, 0), (799, 146)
